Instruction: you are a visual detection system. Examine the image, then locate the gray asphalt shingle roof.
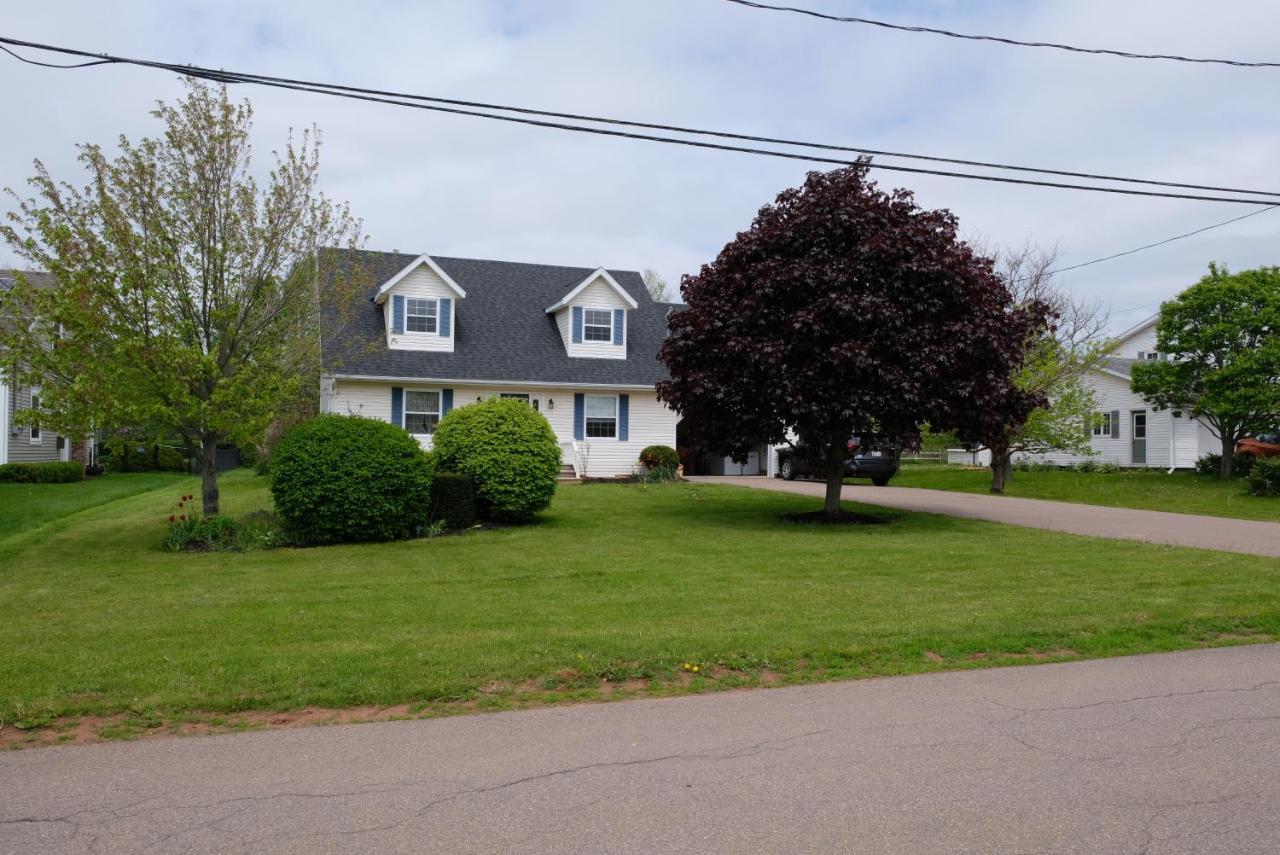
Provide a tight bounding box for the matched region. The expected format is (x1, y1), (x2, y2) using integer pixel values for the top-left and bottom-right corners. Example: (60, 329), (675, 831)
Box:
(321, 249), (676, 387)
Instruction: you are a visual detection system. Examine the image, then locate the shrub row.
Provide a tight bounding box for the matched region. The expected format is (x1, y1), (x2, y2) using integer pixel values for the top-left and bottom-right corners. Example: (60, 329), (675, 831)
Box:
(0, 461), (85, 483)
(1195, 452), (1256, 477)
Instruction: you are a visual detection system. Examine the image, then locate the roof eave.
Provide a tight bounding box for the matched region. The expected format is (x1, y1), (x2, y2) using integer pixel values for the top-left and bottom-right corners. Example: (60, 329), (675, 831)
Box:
(545, 268), (639, 313)
(373, 254), (468, 304)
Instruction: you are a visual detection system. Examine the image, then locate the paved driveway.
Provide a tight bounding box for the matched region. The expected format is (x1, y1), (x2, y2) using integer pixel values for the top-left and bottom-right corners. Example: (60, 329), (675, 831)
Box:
(689, 476), (1280, 557)
(3, 644), (1280, 854)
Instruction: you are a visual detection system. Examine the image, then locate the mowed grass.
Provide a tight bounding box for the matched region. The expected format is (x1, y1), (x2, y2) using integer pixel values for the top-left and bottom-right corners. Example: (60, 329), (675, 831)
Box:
(890, 465), (1280, 522)
(0, 472), (188, 542)
(1, 471), (1278, 726)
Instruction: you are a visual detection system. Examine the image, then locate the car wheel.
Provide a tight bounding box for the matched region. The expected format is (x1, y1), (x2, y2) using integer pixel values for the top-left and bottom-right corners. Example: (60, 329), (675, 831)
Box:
(779, 458), (795, 480)
(871, 476), (890, 486)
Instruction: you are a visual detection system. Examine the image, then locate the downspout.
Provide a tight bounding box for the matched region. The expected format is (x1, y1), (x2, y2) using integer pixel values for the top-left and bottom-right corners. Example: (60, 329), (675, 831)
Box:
(1167, 411), (1177, 474)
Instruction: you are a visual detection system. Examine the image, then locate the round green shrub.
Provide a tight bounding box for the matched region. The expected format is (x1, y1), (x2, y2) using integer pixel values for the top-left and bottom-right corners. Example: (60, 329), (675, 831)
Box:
(431, 398), (560, 521)
(639, 444), (678, 470)
(270, 415), (433, 545)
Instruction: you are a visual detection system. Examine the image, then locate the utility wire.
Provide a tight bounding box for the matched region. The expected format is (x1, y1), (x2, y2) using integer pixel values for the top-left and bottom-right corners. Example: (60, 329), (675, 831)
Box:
(2, 36), (1280, 208)
(1047, 205), (1276, 277)
(3, 36), (1277, 201)
(723, 0), (1280, 69)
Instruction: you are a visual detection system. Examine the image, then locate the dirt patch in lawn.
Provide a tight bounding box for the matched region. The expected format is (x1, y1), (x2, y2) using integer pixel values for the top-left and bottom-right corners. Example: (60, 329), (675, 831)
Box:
(0, 666), (791, 750)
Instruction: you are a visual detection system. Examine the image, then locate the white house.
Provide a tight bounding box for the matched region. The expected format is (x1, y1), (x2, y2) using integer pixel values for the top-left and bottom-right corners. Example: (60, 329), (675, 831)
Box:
(320, 250), (680, 478)
(1028, 314), (1220, 469)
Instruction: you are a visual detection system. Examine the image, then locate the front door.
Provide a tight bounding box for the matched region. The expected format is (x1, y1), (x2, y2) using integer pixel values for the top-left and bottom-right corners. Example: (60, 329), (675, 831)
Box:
(1131, 410), (1147, 465)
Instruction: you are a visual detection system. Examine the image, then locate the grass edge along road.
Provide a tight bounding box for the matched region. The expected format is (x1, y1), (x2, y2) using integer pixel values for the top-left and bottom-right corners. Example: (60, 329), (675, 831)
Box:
(2, 471), (1277, 747)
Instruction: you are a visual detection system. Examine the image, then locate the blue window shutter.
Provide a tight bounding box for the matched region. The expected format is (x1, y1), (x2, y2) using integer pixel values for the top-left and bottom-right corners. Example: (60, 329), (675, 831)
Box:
(391, 386), (404, 427)
(439, 298), (451, 337)
(613, 309), (625, 348)
(392, 295), (405, 334)
(618, 394), (629, 441)
(573, 393), (585, 440)
(571, 306), (583, 344)
(442, 388), (453, 416)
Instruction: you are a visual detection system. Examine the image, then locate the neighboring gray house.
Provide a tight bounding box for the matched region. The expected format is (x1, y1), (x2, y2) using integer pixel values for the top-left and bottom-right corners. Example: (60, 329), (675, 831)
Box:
(320, 250), (680, 478)
(0, 271), (70, 465)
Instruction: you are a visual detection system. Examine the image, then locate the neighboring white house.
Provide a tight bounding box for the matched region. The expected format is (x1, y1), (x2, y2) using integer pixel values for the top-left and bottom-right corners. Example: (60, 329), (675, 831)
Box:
(320, 251), (680, 478)
(1, 271), (70, 466)
(1023, 314), (1220, 469)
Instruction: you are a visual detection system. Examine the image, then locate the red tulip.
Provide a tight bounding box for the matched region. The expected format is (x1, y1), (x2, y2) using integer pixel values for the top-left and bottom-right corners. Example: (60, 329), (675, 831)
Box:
(168, 515), (176, 522)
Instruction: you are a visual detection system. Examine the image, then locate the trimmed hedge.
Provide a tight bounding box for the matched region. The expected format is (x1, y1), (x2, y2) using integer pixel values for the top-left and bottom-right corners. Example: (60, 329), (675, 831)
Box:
(430, 471), (477, 530)
(1247, 458), (1280, 497)
(639, 444), (678, 470)
(0, 461), (85, 483)
(269, 415), (433, 545)
(431, 398), (560, 521)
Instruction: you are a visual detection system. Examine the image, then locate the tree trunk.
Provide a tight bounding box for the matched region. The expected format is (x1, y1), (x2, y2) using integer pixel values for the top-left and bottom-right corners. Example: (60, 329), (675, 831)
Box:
(199, 441), (220, 516)
(989, 445), (1012, 494)
(823, 435), (846, 519)
(1220, 433), (1236, 479)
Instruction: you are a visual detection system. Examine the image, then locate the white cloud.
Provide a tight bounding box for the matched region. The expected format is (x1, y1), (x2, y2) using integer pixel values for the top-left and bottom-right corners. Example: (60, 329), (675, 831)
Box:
(2, 0), (1277, 329)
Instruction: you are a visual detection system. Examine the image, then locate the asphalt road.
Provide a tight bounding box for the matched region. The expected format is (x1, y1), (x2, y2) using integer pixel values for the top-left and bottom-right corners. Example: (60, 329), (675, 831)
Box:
(690, 476), (1280, 557)
(3, 644), (1279, 854)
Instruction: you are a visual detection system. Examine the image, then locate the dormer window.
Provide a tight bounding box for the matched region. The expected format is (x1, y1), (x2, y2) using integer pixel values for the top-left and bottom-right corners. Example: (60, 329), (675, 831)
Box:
(583, 309), (614, 343)
(406, 298), (438, 334)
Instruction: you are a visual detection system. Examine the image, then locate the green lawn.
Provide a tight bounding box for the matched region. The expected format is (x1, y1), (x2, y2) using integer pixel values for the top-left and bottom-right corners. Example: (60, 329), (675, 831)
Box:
(888, 465), (1280, 522)
(2, 471), (1278, 738)
(0, 472), (188, 542)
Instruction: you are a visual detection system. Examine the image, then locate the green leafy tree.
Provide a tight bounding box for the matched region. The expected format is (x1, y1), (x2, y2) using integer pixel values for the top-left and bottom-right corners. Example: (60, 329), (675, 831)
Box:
(986, 244), (1113, 492)
(0, 81), (365, 515)
(1132, 264), (1280, 479)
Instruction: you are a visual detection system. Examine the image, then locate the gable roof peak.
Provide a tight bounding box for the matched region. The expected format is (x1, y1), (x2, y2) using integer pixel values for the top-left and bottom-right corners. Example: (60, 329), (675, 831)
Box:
(373, 254), (467, 304)
(545, 267), (639, 313)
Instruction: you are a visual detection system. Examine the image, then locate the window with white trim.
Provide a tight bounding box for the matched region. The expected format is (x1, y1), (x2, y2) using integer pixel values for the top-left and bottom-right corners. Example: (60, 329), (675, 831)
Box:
(1092, 411), (1113, 437)
(585, 395), (617, 438)
(404, 390), (441, 435)
(29, 389), (41, 443)
(406, 298), (438, 333)
(583, 308), (613, 343)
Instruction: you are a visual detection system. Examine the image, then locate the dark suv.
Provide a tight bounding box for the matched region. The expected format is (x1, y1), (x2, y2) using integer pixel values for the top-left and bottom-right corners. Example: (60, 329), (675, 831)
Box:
(775, 436), (899, 486)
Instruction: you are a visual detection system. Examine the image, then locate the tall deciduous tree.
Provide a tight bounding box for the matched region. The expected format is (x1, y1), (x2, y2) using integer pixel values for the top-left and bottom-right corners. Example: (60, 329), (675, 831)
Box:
(974, 243), (1112, 493)
(0, 81), (365, 515)
(658, 162), (1046, 518)
(1131, 264), (1280, 478)
(643, 268), (671, 302)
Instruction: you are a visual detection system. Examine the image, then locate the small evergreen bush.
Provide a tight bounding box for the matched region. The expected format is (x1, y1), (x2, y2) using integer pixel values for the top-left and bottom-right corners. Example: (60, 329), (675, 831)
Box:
(0, 461), (85, 483)
(1195, 453), (1221, 476)
(270, 415), (433, 545)
(430, 471), (477, 530)
(639, 445), (679, 470)
(432, 398), (560, 521)
(1246, 458), (1280, 497)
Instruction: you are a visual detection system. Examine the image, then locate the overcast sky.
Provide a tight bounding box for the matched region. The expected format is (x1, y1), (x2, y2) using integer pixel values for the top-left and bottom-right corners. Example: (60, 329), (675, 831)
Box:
(2, 0), (1277, 331)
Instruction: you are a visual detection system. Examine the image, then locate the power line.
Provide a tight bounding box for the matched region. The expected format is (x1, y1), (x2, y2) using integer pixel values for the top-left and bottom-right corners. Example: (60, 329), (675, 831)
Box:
(3, 36), (1278, 202)
(2, 37), (1279, 209)
(722, 0), (1280, 69)
(1047, 205), (1277, 277)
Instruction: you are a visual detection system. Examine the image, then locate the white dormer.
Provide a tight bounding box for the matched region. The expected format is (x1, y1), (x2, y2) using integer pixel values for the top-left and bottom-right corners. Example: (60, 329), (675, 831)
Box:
(546, 268), (638, 360)
(374, 254), (466, 353)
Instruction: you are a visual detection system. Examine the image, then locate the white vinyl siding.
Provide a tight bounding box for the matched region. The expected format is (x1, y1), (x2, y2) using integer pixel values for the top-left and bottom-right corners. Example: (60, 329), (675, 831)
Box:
(1119, 322), (1158, 359)
(383, 264), (456, 353)
(326, 378), (677, 476)
(554, 276), (628, 360)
